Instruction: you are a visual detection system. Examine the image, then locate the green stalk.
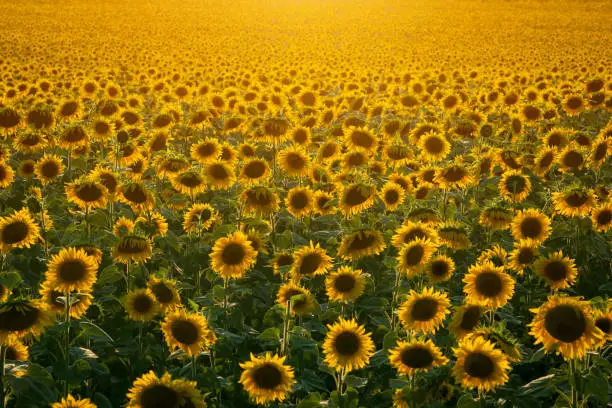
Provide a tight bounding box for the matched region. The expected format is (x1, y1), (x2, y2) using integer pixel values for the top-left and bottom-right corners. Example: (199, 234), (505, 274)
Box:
(0, 345), (6, 408)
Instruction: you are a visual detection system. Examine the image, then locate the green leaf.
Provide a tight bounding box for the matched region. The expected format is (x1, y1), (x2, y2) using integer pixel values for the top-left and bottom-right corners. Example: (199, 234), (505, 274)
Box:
(383, 330), (398, 349)
(584, 370), (607, 402)
(79, 321), (114, 343)
(70, 346), (99, 359)
(457, 393), (479, 408)
(344, 374), (367, 389)
(297, 392), (322, 408)
(0, 271), (22, 289)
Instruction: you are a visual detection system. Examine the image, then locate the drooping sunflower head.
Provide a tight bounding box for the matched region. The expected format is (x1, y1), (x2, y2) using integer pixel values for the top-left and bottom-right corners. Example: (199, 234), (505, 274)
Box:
(392, 221), (439, 249)
(118, 182), (154, 212)
(45, 247), (98, 293)
(339, 183), (377, 217)
(388, 339), (449, 376)
(397, 238), (438, 276)
(337, 229), (385, 261)
(435, 163), (473, 190)
(241, 186), (280, 217)
(312, 190), (337, 216)
(276, 282), (314, 316)
(172, 170), (208, 195)
(0, 298), (52, 342)
(290, 241), (333, 279)
(325, 266), (366, 303)
(161, 309), (216, 356)
(51, 394), (97, 408)
(511, 209), (551, 244)
(556, 144), (585, 171)
(147, 276), (181, 311)
(465, 327), (522, 363)
(125, 288), (159, 322)
(529, 295), (603, 359)
(452, 337), (510, 392)
(112, 235), (153, 264)
(449, 304), (484, 339)
(463, 261), (515, 309)
(0, 208), (41, 253)
(210, 231), (258, 279)
(534, 251), (578, 290)
(437, 222), (471, 250)
(239, 352), (296, 405)
(323, 317), (375, 373)
(479, 205), (513, 231)
(398, 286), (450, 334)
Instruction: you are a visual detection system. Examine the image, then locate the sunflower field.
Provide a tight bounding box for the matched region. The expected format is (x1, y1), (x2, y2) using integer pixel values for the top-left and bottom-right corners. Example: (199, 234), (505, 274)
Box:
(0, 0), (611, 407)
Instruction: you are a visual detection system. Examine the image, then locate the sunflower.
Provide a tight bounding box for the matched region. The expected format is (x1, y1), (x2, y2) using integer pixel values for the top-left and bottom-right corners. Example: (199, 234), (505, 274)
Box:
(313, 190), (336, 216)
(0, 283), (9, 302)
(591, 202), (612, 232)
(35, 154), (64, 184)
(112, 235), (153, 264)
(58, 124), (89, 149)
(391, 221), (439, 248)
(534, 251), (578, 290)
(317, 140), (341, 162)
(508, 239), (539, 274)
(499, 171), (531, 202)
(388, 339), (448, 376)
(556, 145), (586, 172)
(118, 182), (155, 213)
(435, 163), (473, 190)
(323, 318), (375, 373)
(65, 179), (108, 210)
(239, 159), (270, 185)
(463, 261), (515, 309)
(477, 244), (508, 268)
(437, 223), (471, 250)
(183, 203), (217, 233)
(511, 209), (551, 244)
(392, 388), (411, 408)
(4, 335), (29, 362)
(589, 136), (610, 168)
(148, 276), (181, 311)
(529, 295), (603, 359)
(397, 238), (437, 276)
(533, 147), (556, 176)
(270, 252), (294, 276)
(171, 378), (206, 408)
(337, 229), (386, 261)
(127, 371), (196, 408)
(13, 132), (48, 153)
(124, 289), (159, 322)
(239, 352), (295, 405)
(379, 182), (405, 211)
(563, 94), (585, 116)
(0, 208), (41, 253)
(161, 309), (216, 356)
(344, 126), (378, 152)
(39, 282), (92, 318)
(89, 166), (119, 197)
(241, 186), (280, 217)
(426, 255), (455, 282)
(289, 125), (311, 146)
(452, 337), (510, 392)
(285, 186), (314, 218)
(339, 183), (376, 217)
(465, 327), (522, 363)
(419, 131), (451, 162)
(593, 308), (612, 344)
(479, 206), (513, 230)
(204, 161), (235, 190)
(290, 241), (333, 279)
(326, 266), (366, 303)
(398, 287), (450, 334)
(210, 231), (258, 279)
(276, 282), (314, 316)
(278, 146), (311, 178)
(0, 163), (14, 189)
(449, 304), (484, 339)
(113, 217), (135, 238)
(0, 298), (52, 342)
(170, 170), (206, 196)
(45, 247), (98, 293)
(136, 212), (168, 238)
(552, 188), (596, 217)
(51, 394), (97, 408)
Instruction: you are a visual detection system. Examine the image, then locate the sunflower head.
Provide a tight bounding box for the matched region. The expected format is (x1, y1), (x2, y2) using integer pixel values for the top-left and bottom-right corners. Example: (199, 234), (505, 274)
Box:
(210, 231), (258, 279)
(389, 339), (449, 376)
(161, 309), (216, 356)
(398, 287), (450, 334)
(396, 238), (438, 276)
(51, 394), (97, 408)
(0, 208), (41, 253)
(337, 229), (386, 261)
(452, 337), (510, 392)
(0, 298), (53, 342)
(239, 353), (296, 405)
(450, 304), (484, 339)
(325, 266), (366, 303)
(323, 317), (375, 373)
(125, 289), (159, 322)
(534, 251), (578, 290)
(45, 247), (98, 293)
(463, 261), (515, 309)
(112, 235), (153, 264)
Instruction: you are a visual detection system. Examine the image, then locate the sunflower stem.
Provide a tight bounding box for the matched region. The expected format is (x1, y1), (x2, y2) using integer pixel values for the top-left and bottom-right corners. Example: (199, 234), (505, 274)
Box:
(191, 354), (197, 381)
(568, 358), (578, 408)
(281, 300), (292, 356)
(223, 278), (229, 330)
(125, 261), (131, 293)
(64, 292), (71, 397)
(478, 390), (487, 408)
(0, 345), (6, 408)
(390, 270), (402, 331)
(85, 206), (91, 243)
